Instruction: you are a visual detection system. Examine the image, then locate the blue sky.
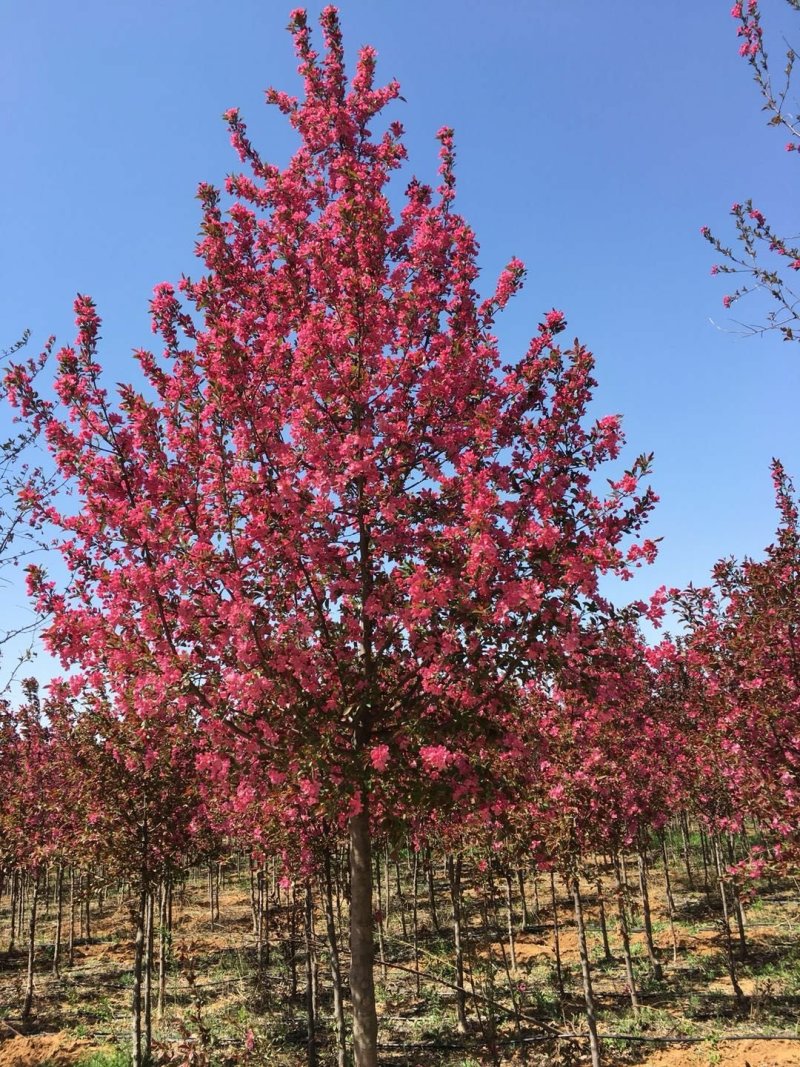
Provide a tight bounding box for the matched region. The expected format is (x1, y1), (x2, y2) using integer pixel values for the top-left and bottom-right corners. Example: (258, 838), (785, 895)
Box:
(0, 1), (797, 640)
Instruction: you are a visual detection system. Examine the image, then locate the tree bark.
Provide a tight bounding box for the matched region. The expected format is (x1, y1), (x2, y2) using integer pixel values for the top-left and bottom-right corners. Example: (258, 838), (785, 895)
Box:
(517, 868), (530, 929)
(52, 865), (63, 978)
(304, 881), (318, 1067)
(504, 870), (517, 972)
(447, 853), (468, 1034)
(637, 846), (663, 980)
(132, 883), (147, 1067)
(549, 872), (565, 1002)
(322, 850), (347, 1067)
(68, 867), (75, 966)
(596, 877), (613, 963)
(613, 853), (639, 1013)
(22, 872), (39, 1023)
(659, 835), (679, 963)
(157, 879), (169, 1019)
(144, 888), (154, 1054)
(572, 875), (601, 1067)
(349, 805), (378, 1067)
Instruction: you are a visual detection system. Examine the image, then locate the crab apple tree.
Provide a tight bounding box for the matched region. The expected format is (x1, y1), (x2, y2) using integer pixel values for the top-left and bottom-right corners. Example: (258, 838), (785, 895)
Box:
(6, 8), (659, 1063)
(679, 461), (800, 872)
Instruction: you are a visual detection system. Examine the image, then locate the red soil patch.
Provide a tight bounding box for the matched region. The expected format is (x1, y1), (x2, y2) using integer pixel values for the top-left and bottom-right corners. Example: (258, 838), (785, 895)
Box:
(635, 1039), (800, 1066)
(0, 1033), (101, 1066)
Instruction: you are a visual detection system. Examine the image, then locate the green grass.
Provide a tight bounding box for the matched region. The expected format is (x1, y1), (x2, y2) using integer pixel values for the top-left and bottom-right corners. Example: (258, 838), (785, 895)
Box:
(71, 1052), (130, 1067)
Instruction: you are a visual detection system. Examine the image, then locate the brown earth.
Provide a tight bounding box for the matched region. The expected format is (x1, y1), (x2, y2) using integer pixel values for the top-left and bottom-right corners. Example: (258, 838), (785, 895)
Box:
(635, 1039), (800, 1066)
(1, 866), (799, 1067)
(0, 1032), (104, 1066)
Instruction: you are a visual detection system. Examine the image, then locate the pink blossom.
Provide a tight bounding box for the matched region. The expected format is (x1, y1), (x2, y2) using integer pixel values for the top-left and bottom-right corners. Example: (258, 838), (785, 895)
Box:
(419, 744), (452, 771)
(370, 744), (390, 772)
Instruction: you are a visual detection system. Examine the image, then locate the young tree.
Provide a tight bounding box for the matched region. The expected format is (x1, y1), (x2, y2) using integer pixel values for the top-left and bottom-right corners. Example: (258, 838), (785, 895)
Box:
(6, 9), (658, 1062)
(680, 461), (800, 872)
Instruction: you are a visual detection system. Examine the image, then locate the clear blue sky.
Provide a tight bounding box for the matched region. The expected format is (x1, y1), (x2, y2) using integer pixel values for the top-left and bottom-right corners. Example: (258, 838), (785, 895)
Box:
(0, 1), (797, 634)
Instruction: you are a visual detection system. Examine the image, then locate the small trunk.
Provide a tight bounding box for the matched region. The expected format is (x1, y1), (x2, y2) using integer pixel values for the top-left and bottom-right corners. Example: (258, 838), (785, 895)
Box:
(394, 859), (407, 938)
(700, 826), (712, 898)
(68, 868), (76, 966)
(596, 878), (613, 963)
(304, 881), (318, 1067)
(516, 868), (530, 929)
(157, 879), (169, 1019)
(447, 854), (468, 1034)
(84, 870), (92, 945)
(349, 805), (378, 1067)
(426, 849), (440, 934)
(504, 871), (517, 972)
(713, 837), (745, 1005)
(572, 875), (601, 1067)
(131, 884), (147, 1067)
(8, 870), (18, 953)
(322, 850), (347, 1067)
(383, 850), (391, 929)
(22, 873), (40, 1023)
(411, 849), (421, 997)
(659, 835), (679, 963)
(613, 854), (639, 1013)
(680, 814), (694, 888)
(727, 836), (748, 961)
(374, 853), (387, 984)
(288, 887), (299, 999)
(52, 866), (64, 978)
(144, 888), (154, 1054)
(549, 872), (565, 1002)
(636, 846), (663, 980)
(249, 861), (259, 935)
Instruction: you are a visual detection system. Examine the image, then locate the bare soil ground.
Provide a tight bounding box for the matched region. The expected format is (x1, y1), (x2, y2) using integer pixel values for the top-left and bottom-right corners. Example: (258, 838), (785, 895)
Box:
(1, 861), (799, 1065)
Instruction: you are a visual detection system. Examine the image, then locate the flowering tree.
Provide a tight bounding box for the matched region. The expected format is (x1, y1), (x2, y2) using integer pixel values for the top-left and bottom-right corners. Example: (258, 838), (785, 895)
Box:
(680, 461), (800, 872)
(6, 8), (659, 1063)
(702, 1), (800, 340)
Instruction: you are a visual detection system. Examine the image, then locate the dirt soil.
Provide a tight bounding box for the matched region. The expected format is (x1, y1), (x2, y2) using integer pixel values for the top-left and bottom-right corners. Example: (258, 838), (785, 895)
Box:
(635, 1039), (800, 1066)
(0, 1032), (102, 1066)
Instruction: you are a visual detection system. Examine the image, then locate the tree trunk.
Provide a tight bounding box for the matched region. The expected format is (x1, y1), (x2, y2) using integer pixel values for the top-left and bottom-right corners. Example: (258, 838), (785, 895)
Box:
(727, 835), (748, 961)
(322, 850), (347, 1067)
(132, 883), (147, 1067)
(52, 865), (64, 978)
(517, 868), (530, 929)
(596, 878), (613, 963)
(549, 872), (565, 1002)
(426, 848), (440, 933)
(659, 835), (679, 963)
(680, 814), (694, 888)
(84, 869), (92, 945)
(304, 881), (318, 1067)
(144, 888), (154, 1054)
(507, 870), (520, 973)
(572, 875), (601, 1067)
(22, 872), (39, 1023)
(8, 870), (18, 953)
(713, 837), (745, 1005)
(613, 853), (639, 1013)
(68, 867), (75, 966)
(447, 853), (468, 1034)
(349, 805), (378, 1067)
(411, 849), (421, 998)
(374, 852), (387, 984)
(157, 879), (169, 1019)
(636, 846), (663, 980)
